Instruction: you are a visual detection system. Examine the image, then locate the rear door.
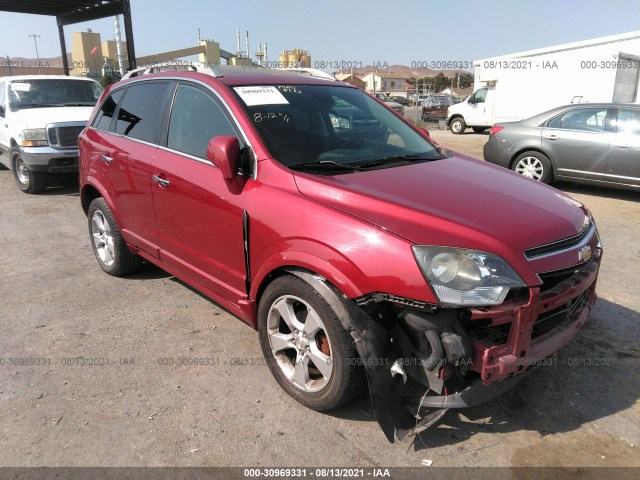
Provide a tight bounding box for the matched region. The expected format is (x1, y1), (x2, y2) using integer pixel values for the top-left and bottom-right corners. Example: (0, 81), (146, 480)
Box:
(540, 106), (613, 182)
(85, 81), (172, 256)
(151, 82), (249, 302)
(605, 107), (640, 187)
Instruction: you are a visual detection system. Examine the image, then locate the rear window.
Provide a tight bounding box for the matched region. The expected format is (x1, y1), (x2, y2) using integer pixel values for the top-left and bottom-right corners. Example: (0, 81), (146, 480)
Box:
(114, 82), (170, 143)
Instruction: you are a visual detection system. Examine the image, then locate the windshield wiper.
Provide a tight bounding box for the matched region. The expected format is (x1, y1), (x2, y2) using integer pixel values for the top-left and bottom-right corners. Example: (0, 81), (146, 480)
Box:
(354, 154), (437, 169)
(287, 160), (365, 172)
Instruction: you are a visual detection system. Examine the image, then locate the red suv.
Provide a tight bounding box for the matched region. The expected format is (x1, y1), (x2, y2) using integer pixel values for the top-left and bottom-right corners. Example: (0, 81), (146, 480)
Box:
(79, 66), (602, 442)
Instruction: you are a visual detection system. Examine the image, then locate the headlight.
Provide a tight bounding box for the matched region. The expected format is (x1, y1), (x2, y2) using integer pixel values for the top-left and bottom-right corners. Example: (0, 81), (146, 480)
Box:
(413, 246), (526, 306)
(22, 128), (48, 147)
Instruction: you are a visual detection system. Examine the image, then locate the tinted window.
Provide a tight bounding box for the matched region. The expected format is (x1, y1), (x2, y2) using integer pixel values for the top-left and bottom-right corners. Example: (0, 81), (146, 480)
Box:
(115, 82), (170, 143)
(92, 89), (124, 131)
(616, 108), (640, 136)
(547, 108), (608, 132)
(167, 84), (237, 159)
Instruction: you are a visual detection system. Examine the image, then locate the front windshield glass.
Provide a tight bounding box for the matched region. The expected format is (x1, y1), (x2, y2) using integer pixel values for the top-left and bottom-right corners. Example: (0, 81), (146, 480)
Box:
(9, 79), (103, 111)
(233, 84), (444, 174)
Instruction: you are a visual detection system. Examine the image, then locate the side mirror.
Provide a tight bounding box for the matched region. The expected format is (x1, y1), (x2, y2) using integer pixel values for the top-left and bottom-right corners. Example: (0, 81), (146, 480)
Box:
(206, 135), (240, 179)
(417, 126), (431, 138)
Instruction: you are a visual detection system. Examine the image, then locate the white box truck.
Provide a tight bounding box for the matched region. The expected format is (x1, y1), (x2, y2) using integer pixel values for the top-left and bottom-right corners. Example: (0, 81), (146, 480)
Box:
(447, 31), (640, 134)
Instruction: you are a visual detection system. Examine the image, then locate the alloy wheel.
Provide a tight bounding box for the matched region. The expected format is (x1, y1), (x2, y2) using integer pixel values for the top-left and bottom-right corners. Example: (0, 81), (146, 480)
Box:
(266, 295), (333, 392)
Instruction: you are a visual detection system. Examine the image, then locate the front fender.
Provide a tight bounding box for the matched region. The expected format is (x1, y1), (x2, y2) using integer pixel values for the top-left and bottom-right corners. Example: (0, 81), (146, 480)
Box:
(251, 246), (369, 301)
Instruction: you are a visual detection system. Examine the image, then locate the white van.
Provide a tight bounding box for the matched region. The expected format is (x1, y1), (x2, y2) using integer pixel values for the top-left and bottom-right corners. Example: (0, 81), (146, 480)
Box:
(446, 86), (496, 134)
(0, 75), (102, 193)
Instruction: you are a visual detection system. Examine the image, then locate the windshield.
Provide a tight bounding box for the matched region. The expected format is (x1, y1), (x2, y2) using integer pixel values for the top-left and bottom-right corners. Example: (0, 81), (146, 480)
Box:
(232, 84), (443, 174)
(9, 79), (103, 111)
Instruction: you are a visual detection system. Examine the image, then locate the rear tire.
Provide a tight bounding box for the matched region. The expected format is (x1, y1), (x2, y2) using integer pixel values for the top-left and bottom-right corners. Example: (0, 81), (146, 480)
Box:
(258, 274), (365, 411)
(11, 146), (47, 194)
(87, 198), (142, 276)
(472, 127), (487, 133)
(511, 151), (553, 184)
(450, 117), (466, 134)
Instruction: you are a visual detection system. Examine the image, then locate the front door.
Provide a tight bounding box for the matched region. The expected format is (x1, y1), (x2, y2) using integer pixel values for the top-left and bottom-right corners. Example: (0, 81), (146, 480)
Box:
(151, 82), (248, 303)
(541, 106), (612, 182)
(465, 87), (489, 126)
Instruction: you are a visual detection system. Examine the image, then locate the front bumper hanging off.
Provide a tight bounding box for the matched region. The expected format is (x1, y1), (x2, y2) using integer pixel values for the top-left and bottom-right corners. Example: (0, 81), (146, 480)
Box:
(288, 249), (601, 442)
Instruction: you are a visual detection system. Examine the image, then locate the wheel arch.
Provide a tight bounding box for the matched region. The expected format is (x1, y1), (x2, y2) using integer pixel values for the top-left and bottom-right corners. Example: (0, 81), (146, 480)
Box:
(80, 179), (119, 222)
(251, 252), (367, 312)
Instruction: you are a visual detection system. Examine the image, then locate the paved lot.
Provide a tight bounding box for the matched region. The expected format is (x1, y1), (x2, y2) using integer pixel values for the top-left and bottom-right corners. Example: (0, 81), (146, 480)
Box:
(0, 133), (638, 471)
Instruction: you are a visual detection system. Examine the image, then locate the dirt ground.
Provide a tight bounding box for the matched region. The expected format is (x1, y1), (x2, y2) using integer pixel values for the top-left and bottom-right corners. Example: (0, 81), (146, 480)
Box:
(0, 131), (638, 474)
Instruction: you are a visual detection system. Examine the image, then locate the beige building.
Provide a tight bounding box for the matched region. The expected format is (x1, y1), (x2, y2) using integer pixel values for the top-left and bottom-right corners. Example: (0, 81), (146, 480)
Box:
(71, 31), (102, 77)
(70, 31), (128, 79)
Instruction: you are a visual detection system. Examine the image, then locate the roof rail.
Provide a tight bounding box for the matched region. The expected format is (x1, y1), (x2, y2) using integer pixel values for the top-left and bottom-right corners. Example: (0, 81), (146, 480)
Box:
(122, 61), (222, 80)
(277, 67), (336, 81)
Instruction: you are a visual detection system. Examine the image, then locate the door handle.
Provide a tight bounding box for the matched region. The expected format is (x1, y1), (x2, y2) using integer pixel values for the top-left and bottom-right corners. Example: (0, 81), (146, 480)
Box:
(152, 174), (171, 187)
(615, 144), (631, 149)
(544, 135), (559, 140)
(101, 154), (113, 163)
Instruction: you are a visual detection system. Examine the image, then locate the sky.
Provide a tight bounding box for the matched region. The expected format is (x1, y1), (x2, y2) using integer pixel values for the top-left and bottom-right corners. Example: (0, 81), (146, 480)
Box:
(2, 0), (640, 68)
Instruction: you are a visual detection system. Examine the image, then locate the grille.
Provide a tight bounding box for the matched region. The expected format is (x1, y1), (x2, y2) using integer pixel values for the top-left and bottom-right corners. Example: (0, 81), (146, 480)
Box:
(532, 290), (589, 338)
(525, 221), (594, 260)
(47, 125), (84, 148)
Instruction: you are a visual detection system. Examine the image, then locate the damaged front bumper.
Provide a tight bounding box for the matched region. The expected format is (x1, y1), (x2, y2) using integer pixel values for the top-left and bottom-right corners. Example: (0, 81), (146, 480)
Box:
(351, 249), (602, 442)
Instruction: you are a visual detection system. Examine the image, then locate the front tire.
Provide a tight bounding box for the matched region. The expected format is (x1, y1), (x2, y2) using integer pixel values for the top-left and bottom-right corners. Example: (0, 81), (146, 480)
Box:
(511, 151), (552, 183)
(11, 146), (47, 194)
(258, 275), (365, 411)
(87, 198), (142, 276)
(450, 117), (466, 134)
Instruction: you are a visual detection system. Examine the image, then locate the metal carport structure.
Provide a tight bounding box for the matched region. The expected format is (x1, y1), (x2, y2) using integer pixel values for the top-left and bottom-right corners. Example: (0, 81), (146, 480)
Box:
(0, 0), (137, 75)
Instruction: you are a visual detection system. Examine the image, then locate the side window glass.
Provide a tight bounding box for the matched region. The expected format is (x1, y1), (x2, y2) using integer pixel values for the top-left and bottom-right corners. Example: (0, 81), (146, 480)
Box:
(91, 82), (104, 102)
(472, 88), (487, 103)
(92, 89), (124, 131)
(167, 84), (238, 159)
(115, 82), (170, 143)
(547, 108), (608, 132)
(0, 81), (5, 112)
(616, 109), (640, 136)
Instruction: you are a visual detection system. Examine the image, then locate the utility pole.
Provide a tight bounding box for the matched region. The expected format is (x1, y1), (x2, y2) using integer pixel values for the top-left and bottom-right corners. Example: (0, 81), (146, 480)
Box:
(28, 34), (41, 73)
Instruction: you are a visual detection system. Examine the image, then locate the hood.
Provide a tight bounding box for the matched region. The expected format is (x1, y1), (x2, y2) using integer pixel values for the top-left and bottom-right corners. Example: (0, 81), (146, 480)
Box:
(293, 155), (589, 276)
(10, 106), (94, 130)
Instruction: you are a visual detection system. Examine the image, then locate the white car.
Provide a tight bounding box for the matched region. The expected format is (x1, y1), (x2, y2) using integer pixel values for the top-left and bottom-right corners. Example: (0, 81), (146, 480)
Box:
(0, 75), (102, 193)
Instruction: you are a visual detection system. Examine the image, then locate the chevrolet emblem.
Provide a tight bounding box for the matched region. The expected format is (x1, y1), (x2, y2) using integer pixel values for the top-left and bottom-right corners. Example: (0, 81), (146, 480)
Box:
(578, 245), (592, 262)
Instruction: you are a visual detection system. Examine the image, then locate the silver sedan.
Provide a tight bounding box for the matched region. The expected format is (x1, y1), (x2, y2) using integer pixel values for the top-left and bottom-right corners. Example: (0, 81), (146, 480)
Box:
(483, 103), (640, 191)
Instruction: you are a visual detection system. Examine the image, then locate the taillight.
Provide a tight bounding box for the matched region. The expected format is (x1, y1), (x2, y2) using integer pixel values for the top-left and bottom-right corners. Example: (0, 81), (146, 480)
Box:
(489, 125), (504, 136)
